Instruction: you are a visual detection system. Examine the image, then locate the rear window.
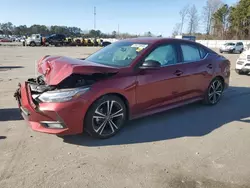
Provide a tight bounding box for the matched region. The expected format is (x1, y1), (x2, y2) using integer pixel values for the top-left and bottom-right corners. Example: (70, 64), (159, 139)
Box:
(180, 44), (201, 62)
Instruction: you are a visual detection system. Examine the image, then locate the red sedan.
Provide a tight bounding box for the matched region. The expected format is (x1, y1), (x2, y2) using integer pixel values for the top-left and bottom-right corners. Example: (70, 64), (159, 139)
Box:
(0, 38), (12, 42)
(14, 38), (230, 139)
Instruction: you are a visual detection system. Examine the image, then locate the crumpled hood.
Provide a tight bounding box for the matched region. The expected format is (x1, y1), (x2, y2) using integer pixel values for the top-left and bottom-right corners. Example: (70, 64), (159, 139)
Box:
(37, 55), (119, 85)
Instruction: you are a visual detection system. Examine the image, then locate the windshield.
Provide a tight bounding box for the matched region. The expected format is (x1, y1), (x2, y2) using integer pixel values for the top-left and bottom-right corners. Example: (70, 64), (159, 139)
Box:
(225, 43), (235, 46)
(85, 41), (149, 67)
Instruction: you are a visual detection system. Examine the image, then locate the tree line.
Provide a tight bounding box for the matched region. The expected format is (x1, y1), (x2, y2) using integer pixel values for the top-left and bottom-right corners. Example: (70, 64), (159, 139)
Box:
(173, 0), (250, 40)
(0, 22), (157, 39)
(0, 23), (83, 37)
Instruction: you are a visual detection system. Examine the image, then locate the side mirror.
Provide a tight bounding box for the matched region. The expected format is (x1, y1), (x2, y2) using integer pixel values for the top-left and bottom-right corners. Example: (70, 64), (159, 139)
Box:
(139, 60), (161, 69)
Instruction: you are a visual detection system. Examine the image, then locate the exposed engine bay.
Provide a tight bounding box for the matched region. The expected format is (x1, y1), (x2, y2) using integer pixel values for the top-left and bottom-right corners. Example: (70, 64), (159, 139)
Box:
(28, 73), (116, 103)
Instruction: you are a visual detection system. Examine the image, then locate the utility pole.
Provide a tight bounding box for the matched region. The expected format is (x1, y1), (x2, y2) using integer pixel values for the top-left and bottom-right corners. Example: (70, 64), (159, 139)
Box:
(94, 6), (96, 30)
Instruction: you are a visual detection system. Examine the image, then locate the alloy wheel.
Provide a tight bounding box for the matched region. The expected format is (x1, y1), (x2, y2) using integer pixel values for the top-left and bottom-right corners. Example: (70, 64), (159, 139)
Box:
(92, 100), (124, 136)
(208, 80), (223, 104)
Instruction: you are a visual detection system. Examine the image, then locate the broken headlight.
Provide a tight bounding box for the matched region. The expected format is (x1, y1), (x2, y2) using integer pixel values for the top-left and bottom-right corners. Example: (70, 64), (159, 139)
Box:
(38, 87), (90, 103)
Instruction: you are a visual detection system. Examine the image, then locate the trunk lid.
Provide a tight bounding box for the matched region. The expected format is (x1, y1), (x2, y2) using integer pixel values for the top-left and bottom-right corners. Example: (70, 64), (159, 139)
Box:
(37, 56), (119, 85)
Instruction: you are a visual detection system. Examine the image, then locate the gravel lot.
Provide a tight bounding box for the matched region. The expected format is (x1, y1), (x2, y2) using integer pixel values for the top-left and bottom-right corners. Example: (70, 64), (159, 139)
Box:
(0, 46), (250, 188)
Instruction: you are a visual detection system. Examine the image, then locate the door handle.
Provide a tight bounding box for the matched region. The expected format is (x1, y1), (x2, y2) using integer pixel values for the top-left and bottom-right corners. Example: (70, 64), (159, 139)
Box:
(174, 70), (183, 76)
(207, 64), (213, 69)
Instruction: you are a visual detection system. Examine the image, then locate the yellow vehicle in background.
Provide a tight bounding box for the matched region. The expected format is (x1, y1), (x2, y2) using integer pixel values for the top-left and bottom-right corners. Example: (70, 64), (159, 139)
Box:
(83, 38), (93, 46)
(73, 37), (84, 46)
(48, 36), (106, 46)
(65, 37), (73, 44)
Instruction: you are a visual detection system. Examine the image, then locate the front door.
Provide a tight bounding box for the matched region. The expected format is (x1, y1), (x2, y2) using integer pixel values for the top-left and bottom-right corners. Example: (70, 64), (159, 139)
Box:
(135, 43), (187, 115)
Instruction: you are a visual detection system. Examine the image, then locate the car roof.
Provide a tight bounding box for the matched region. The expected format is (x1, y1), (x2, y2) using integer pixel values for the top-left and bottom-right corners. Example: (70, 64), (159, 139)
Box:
(119, 37), (198, 45)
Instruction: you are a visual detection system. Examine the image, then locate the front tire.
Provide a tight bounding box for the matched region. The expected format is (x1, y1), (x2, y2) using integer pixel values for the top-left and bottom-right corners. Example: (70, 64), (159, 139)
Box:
(203, 78), (224, 105)
(84, 95), (127, 139)
(30, 42), (36, 47)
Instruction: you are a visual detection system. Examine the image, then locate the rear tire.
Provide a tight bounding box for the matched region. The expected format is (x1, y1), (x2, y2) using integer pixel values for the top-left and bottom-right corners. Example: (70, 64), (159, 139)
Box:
(84, 95), (127, 139)
(203, 78), (224, 105)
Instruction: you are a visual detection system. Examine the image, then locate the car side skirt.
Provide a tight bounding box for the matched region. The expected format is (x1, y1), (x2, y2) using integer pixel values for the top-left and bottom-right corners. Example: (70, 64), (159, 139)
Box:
(130, 96), (203, 120)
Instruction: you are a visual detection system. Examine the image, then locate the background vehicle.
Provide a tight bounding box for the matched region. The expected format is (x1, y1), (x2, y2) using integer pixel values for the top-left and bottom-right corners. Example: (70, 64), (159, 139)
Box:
(25, 34), (42, 46)
(45, 34), (67, 46)
(85, 38), (94, 46)
(101, 41), (112, 47)
(235, 49), (250, 75)
(0, 38), (12, 42)
(219, 42), (244, 54)
(14, 38), (230, 139)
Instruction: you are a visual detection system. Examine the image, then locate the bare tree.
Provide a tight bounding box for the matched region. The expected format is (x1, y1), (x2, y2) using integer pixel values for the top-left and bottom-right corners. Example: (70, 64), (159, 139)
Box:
(172, 23), (181, 37)
(179, 4), (189, 35)
(203, 0), (222, 34)
(187, 5), (199, 34)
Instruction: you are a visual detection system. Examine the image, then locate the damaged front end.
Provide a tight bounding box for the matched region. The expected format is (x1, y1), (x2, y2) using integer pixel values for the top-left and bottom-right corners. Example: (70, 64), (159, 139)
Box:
(23, 72), (116, 104)
(27, 75), (55, 103)
(13, 55), (119, 134)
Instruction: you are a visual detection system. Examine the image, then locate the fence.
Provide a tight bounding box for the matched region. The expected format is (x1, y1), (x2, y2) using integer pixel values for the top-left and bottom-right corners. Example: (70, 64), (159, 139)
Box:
(196, 40), (250, 48)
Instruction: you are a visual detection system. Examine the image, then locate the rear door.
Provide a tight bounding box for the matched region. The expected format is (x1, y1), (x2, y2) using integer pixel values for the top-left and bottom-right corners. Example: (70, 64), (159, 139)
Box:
(178, 43), (214, 100)
(135, 42), (188, 114)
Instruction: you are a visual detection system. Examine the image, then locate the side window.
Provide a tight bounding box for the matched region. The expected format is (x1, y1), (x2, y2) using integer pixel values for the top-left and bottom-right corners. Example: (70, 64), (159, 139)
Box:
(181, 44), (201, 62)
(36, 35), (40, 39)
(199, 47), (208, 59)
(144, 44), (177, 66)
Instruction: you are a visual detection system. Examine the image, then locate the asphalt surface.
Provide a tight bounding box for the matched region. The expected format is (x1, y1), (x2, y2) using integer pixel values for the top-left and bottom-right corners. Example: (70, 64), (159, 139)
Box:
(0, 46), (250, 188)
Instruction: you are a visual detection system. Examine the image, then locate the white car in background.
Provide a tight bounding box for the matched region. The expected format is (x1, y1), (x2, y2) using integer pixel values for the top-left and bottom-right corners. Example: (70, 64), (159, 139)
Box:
(235, 48), (250, 75)
(219, 42), (244, 54)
